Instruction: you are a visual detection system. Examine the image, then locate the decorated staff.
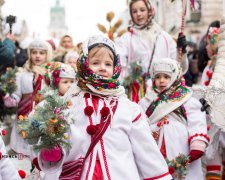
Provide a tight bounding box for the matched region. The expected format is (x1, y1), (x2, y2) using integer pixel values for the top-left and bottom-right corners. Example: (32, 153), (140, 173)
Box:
(172, 0), (195, 62)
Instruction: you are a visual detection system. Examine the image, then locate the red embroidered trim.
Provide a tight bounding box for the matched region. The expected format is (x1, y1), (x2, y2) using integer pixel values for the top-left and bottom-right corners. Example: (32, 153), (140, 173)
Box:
(132, 113), (141, 123)
(85, 97), (93, 125)
(85, 151), (94, 180)
(144, 172), (170, 180)
(206, 165), (221, 171)
(188, 133), (210, 144)
(100, 139), (111, 180)
(85, 96), (94, 180)
(157, 117), (169, 127)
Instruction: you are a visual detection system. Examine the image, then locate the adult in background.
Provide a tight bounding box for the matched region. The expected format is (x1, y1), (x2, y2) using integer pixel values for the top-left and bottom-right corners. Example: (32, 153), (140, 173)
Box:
(0, 33), (16, 73)
(53, 35), (78, 63)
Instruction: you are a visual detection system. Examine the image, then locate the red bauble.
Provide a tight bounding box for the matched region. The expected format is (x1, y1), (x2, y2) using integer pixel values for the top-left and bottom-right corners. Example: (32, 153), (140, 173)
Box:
(100, 107), (110, 118)
(168, 166), (175, 175)
(206, 71), (213, 78)
(1, 129), (6, 136)
(86, 125), (97, 135)
(84, 106), (94, 116)
(18, 170), (26, 179)
(0, 152), (2, 160)
(204, 81), (210, 86)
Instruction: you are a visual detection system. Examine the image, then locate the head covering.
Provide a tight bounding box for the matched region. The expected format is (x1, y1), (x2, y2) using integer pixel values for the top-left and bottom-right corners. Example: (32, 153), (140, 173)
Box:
(129, 0), (155, 29)
(151, 58), (179, 89)
(76, 35), (121, 92)
(64, 51), (79, 62)
(60, 35), (74, 47)
(145, 58), (192, 123)
(207, 27), (220, 53)
(24, 39), (52, 73)
(45, 62), (75, 88)
(47, 39), (56, 51)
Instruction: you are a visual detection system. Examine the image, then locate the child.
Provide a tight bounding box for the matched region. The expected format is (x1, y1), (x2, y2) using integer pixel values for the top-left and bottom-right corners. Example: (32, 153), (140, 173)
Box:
(139, 58), (209, 180)
(53, 35), (78, 63)
(64, 51), (79, 72)
(115, 0), (188, 103)
(37, 35), (172, 180)
(200, 25), (225, 180)
(45, 62), (76, 95)
(3, 39), (52, 155)
(0, 135), (22, 180)
(29, 62), (76, 172)
(201, 27), (220, 86)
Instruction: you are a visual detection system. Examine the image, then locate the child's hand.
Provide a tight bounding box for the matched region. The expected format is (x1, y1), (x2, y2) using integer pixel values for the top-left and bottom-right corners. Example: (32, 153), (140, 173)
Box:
(189, 150), (204, 163)
(3, 95), (17, 107)
(6, 33), (16, 42)
(40, 146), (62, 162)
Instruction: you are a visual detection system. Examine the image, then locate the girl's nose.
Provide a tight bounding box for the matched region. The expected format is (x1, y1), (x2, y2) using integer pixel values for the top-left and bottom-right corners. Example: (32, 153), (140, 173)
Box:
(99, 64), (106, 71)
(137, 11), (141, 16)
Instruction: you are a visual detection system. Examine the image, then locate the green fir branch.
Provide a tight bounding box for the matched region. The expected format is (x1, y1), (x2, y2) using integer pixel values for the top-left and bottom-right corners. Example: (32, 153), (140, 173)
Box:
(18, 87), (72, 152)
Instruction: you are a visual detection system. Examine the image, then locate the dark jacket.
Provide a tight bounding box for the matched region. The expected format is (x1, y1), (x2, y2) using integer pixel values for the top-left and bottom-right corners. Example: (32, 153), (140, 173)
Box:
(0, 38), (16, 66)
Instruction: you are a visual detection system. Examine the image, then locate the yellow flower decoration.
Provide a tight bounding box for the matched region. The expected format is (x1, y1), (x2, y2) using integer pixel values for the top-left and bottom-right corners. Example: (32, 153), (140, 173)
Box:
(21, 131), (26, 139)
(64, 133), (69, 139)
(53, 62), (60, 70)
(48, 118), (58, 124)
(67, 101), (73, 107)
(18, 115), (24, 121)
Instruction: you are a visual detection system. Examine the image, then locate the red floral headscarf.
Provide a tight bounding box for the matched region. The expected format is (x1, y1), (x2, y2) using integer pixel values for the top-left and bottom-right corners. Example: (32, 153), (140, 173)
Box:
(129, 0), (155, 29)
(76, 35), (121, 91)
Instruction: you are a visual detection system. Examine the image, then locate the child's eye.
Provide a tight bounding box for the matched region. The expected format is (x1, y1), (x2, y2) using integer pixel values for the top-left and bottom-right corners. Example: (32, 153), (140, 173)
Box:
(106, 63), (113, 66)
(140, 8), (147, 12)
(132, 10), (137, 14)
(165, 75), (170, 79)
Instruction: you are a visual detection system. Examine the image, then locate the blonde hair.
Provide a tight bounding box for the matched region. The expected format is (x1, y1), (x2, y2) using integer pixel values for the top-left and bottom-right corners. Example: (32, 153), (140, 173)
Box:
(88, 44), (114, 62)
(24, 40), (52, 72)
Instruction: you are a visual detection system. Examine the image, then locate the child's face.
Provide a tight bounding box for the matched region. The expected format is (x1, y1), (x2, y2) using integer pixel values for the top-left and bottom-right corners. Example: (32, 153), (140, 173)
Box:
(88, 47), (114, 79)
(154, 73), (171, 92)
(31, 49), (47, 66)
(206, 39), (213, 58)
(206, 38), (217, 58)
(131, 0), (149, 26)
(66, 58), (77, 71)
(61, 37), (73, 49)
(58, 78), (75, 95)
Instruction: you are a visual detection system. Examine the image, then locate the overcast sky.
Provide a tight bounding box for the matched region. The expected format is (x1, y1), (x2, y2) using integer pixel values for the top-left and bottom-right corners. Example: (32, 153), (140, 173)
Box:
(2, 0), (128, 46)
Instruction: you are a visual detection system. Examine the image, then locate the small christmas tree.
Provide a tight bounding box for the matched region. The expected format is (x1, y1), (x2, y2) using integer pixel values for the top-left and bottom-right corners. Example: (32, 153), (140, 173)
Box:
(18, 87), (74, 152)
(166, 154), (190, 180)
